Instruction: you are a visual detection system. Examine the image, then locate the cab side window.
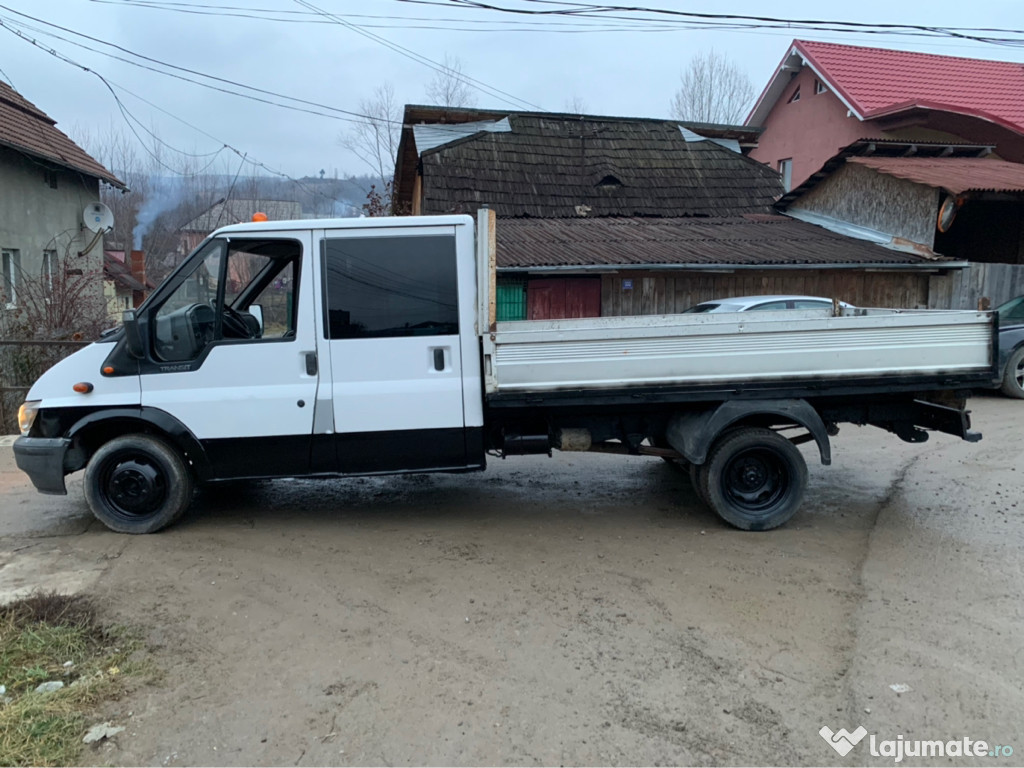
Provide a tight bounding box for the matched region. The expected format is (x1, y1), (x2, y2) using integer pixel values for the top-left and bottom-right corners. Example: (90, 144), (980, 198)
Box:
(321, 235), (459, 339)
(151, 238), (301, 362)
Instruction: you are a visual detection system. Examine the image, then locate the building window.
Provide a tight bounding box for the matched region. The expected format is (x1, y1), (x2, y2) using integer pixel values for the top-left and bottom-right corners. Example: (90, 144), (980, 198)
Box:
(814, 78), (827, 95)
(43, 169), (58, 189)
(778, 159), (793, 191)
(787, 86), (801, 103)
(2, 249), (21, 307)
(41, 250), (56, 295)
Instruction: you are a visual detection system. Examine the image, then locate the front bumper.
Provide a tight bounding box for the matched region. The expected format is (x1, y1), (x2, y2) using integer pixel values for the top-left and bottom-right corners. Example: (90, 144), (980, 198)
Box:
(13, 437), (71, 495)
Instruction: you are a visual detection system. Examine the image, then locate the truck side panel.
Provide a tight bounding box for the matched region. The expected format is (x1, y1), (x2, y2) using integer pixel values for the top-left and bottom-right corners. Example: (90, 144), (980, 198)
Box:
(487, 310), (994, 393)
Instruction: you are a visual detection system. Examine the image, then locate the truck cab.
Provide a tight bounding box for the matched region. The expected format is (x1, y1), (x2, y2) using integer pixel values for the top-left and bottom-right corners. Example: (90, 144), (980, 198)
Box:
(16, 216), (486, 532)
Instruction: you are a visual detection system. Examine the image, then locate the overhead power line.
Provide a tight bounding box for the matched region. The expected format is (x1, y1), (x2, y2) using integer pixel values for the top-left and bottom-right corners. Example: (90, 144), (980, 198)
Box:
(0, 5), (406, 125)
(291, 0), (546, 111)
(89, 0), (751, 34)
(0, 20), (354, 210)
(433, 0), (1024, 46)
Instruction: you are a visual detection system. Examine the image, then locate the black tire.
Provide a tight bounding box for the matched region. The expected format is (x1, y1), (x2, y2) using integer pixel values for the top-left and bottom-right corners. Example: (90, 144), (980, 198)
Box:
(84, 434), (194, 534)
(700, 428), (808, 531)
(1001, 347), (1024, 399)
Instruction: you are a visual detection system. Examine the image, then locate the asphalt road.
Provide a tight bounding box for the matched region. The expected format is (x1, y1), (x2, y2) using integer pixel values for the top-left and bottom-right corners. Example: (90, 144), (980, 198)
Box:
(0, 395), (1021, 766)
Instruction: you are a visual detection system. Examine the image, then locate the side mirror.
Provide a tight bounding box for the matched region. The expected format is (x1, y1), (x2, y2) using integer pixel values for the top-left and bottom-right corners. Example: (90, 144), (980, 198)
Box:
(122, 310), (144, 359)
(248, 304), (265, 334)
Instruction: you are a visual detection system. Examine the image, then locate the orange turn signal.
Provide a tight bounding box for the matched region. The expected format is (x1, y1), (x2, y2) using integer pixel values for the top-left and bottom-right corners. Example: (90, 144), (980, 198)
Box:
(72, 382), (94, 394)
(102, 366), (115, 375)
(252, 212), (268, 222)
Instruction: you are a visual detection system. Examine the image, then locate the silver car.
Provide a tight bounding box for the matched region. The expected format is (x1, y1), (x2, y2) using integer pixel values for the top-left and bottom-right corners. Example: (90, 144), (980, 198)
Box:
(682, 295), (853, 314)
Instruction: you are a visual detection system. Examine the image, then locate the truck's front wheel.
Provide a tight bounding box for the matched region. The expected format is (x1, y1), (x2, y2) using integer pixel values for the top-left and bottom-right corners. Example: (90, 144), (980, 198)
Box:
(701, 428), (807, 531)
(84, 434), (194, 534)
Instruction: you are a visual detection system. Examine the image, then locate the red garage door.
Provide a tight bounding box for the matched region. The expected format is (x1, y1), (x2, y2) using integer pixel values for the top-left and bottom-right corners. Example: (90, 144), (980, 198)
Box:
(527, 278), (601, 320)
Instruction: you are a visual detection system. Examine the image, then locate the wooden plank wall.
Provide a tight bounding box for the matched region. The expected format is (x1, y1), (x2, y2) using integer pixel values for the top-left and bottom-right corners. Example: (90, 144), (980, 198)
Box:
(928, 263), (1024, 309)
(600, 269), (931, 315)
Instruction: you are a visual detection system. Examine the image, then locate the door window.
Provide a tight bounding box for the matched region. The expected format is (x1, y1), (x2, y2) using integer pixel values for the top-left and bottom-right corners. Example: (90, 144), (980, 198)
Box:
(322, 235), (458, 339)
(152, 238), (301, 362)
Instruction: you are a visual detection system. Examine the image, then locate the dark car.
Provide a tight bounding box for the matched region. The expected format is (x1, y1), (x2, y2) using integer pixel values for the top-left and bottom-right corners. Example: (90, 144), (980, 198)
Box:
(996, 296), (1024, 399)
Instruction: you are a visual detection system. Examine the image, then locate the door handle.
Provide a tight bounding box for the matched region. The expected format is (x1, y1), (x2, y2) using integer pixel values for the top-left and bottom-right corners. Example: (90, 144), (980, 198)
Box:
(304, 352), (318, 376)
(433, 348), (445, 372)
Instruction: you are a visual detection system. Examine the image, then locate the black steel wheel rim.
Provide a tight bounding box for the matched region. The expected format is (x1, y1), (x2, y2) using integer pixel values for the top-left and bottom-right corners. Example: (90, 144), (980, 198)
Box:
(721, 447), (788, 513)
(100, 451), (168, 519)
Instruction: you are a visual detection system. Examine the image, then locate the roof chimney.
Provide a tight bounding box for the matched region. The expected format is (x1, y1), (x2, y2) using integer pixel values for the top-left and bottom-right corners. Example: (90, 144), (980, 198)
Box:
(129, 250), (148, 308)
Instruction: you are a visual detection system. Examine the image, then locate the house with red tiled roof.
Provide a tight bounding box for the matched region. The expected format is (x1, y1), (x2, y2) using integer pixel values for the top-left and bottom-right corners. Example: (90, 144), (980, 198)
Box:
(0, 80), (125, 330)
(746, 40), (1024, 191)
(746, 41), (1024, 308)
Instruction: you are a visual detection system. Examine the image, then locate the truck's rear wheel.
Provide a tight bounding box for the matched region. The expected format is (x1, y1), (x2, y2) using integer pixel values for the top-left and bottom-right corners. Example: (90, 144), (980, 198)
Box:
(700, 428), (807, 531)
(84, 434), (194, 534)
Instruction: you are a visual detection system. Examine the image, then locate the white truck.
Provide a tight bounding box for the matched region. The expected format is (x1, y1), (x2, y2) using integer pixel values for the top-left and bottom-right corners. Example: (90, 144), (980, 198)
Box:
(14, 211), (995, 533)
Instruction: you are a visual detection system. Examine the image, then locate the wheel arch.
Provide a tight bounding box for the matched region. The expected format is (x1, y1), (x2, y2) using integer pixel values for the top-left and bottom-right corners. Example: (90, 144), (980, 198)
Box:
(65, 407), (211, 481)
(665, 399), (832, 466)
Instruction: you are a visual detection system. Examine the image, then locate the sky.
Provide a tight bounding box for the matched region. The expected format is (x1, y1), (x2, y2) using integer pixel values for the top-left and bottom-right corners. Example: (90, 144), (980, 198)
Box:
(0, 0), (1022, 182)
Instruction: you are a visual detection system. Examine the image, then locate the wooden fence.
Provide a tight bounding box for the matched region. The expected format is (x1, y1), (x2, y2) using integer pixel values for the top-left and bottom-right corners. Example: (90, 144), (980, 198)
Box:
(929, 263), (1024, 310)
(0, 339), (89, 435)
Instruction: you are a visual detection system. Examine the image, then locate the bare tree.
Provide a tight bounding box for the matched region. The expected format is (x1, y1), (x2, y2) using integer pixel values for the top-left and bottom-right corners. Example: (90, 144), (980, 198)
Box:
(73, 121), (150, 254)
(425, 54), (477, 109)
(669, 49), (755, 125)
(340, 83), (403, 182)
(563, 95), (589, 114)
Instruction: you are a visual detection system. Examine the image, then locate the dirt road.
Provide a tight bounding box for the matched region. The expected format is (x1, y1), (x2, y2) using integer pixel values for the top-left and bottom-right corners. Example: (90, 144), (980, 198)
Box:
(0, 396), (1021, 766)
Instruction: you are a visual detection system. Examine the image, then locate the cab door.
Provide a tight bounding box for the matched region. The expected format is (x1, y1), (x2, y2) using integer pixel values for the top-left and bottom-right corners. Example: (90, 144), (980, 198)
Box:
(139, 232), (320, 478)
(318, 224), (474, 473)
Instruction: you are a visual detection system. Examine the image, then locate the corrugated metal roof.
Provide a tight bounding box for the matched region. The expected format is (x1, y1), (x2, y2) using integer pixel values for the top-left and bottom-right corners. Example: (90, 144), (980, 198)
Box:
(847, 156), (1024, 193)
(0, 81), (124, 188)
(496, 216), (952, 269)
(798, 40), (1024, 132)
(747, 40), (1024, 134)
(412, 117), (511, 154)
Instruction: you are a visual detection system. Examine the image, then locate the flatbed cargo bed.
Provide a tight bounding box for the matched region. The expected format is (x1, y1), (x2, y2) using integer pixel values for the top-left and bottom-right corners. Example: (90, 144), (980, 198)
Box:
(483, 307), (996, 404)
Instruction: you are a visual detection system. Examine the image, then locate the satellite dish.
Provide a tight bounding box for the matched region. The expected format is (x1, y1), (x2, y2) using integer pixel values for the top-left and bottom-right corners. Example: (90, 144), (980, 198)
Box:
(83, 201), (114, 233)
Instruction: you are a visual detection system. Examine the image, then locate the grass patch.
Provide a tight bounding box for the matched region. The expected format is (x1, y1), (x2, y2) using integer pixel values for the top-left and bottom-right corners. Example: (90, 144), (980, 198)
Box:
(0, 592), (151, 767)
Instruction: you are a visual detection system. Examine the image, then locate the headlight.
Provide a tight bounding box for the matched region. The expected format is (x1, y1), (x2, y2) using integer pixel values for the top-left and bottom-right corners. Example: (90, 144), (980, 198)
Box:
(17, 401), (40, 436)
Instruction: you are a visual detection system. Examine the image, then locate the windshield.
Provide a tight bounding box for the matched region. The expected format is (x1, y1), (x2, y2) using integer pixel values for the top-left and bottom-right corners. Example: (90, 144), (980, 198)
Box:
(682, 303), (720, 314)
(996, 296), (1024, 325)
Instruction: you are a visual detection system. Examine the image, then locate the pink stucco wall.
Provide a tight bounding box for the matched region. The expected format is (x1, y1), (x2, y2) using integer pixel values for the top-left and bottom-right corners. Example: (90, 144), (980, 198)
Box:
(750, 66), (1024, 189)
(749, 67), (882, 189)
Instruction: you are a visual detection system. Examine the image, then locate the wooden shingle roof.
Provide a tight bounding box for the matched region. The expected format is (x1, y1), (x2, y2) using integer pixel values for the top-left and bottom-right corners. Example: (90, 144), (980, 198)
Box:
(402, 110), (781, 218)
